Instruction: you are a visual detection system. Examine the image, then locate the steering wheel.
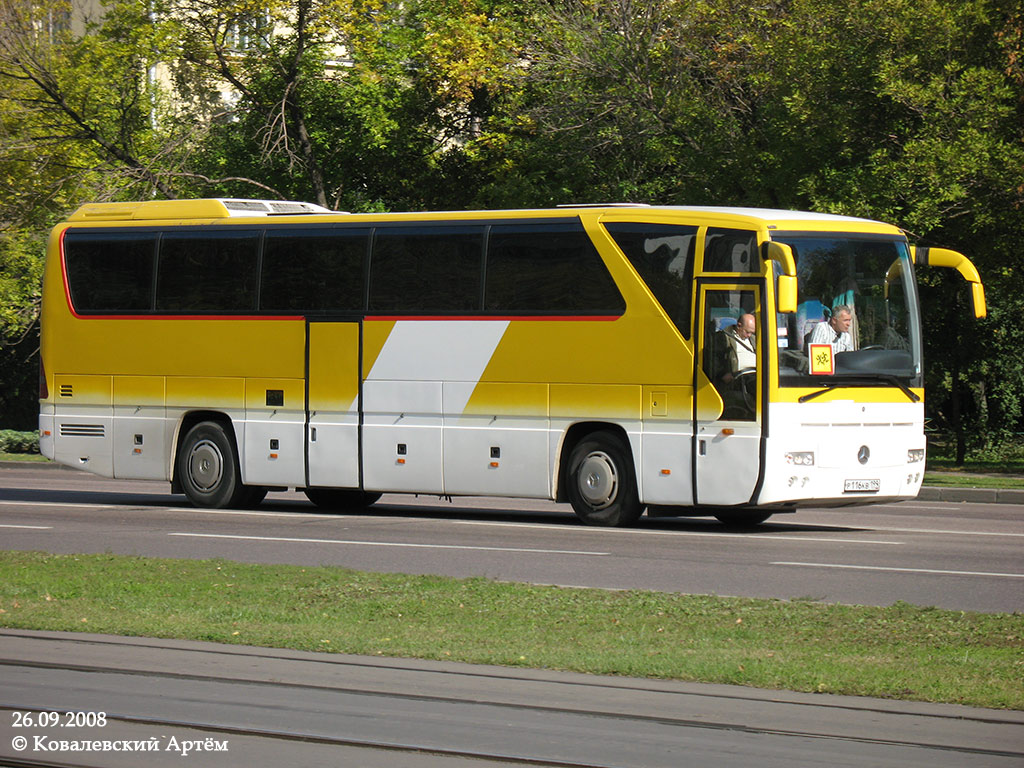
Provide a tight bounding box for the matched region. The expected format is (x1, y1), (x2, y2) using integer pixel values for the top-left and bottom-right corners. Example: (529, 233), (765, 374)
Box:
(733, 368), (757, 412)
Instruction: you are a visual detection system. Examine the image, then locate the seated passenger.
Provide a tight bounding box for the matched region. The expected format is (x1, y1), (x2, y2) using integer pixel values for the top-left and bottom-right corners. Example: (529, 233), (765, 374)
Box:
(718, 313), (757, 384)
(710, 313), (757, 421)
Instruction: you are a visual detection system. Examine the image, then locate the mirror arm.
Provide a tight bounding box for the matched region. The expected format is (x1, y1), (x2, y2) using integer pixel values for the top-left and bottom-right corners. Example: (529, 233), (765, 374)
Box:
(911, 246), (987, 318)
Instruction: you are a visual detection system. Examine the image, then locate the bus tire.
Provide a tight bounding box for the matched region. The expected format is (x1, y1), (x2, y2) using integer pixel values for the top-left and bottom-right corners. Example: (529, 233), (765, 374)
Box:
(567, 430), (643, 527)
(178, 421), (246, 509)
(714, 510), (772, 526)
(304, 488), (382, 511)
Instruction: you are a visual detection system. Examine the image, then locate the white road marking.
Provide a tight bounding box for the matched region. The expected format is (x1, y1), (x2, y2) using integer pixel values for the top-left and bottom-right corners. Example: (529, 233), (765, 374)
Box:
(445, 520), (902, 545)
(0, 500), (327, 519)
(790, 522), (1024, 538)
(885, 503), (961, 510)
(168, 532), (609, 556)
(166, 508), (328, 519)
(773, 562), (1024, 579)
(0, 501), (120, 510)
(0, 523), (53, 529)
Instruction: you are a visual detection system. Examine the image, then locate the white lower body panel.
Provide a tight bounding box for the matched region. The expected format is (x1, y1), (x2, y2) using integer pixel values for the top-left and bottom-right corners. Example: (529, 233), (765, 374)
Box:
(758, 401), (926, 506)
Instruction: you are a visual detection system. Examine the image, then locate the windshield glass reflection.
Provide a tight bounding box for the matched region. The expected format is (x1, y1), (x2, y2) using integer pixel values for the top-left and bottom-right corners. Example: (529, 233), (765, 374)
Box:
(774, 236), (922, 387)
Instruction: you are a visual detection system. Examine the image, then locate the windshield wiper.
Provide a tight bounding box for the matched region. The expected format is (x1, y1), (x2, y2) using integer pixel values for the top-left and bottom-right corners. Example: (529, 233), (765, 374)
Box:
(798, 376), (920, 404)
(878, 375), (920, 402)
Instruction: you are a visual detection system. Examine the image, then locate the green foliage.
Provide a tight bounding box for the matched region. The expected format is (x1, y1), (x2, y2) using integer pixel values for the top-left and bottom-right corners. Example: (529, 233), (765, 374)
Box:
(0, 229), (45, 431)
(0, 430), (39, 454)
(0, 229), (43, 337)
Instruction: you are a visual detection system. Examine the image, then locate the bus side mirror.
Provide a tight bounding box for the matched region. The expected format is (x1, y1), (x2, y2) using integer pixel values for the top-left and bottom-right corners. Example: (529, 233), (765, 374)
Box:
(971, 283), (986, 318)
(764, 242), (797, 313)
(911, 246), (986, 319)
(776, 275), (797, 314)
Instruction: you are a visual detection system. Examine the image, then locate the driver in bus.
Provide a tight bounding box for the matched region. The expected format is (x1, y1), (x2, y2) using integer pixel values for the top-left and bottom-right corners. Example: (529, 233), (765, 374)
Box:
(809, 305), (854, 352)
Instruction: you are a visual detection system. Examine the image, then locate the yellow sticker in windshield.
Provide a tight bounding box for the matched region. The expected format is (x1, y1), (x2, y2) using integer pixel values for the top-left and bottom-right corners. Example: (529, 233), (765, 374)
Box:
(809, 343), (834, 375)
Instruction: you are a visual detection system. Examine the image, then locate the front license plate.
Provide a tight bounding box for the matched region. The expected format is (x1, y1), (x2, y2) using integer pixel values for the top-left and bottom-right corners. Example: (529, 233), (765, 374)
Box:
(844, 479), (880, 493)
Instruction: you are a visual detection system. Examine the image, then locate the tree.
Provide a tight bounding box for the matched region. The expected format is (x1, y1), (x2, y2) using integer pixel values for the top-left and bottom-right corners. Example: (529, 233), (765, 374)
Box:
(174, 0), (523, 210)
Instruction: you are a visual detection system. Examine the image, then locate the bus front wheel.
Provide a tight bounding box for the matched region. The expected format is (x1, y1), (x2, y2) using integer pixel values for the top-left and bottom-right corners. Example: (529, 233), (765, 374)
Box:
(179, 421), (246, 509)
(567, 431), (643, 527)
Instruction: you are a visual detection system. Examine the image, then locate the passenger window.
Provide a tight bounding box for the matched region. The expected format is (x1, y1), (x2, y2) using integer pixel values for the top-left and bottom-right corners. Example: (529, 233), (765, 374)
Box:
(64, 231), (157, 313)
(605, 222), (697, 338)
(157, 230), (260, 312)
(703, 228), (758, 274)
(369, 226), (484, 313)
(485, 223), (625, 314)
(262, 227), (368, 312)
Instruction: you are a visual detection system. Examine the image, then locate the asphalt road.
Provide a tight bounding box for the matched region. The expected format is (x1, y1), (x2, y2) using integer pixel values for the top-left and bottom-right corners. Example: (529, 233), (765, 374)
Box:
(0, 464), (1021, 612)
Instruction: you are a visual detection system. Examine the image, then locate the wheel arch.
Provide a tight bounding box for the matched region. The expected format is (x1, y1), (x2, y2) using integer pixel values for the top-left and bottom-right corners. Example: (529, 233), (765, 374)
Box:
(554, 421), (637, 503)
(170, 410), (240, 494)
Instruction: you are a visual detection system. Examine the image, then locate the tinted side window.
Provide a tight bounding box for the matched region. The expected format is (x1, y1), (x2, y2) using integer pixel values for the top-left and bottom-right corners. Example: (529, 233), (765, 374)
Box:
(605, 223), (697, 338)
(64, 231), (157, 313)
(485, 223), (625, 313)
(369, 226), (483, 313)
(156, 230), (260, 312)
(261, 228), (368, 312)
(703, 228), (758, 273)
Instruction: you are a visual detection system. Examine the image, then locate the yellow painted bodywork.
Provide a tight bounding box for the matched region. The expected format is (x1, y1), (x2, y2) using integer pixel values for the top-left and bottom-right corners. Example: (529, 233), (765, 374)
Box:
(40, 202), (937, 422)
(308, 323), (360, 412)
(462, 382), (549, 418)
(112, 376), (165, 406)
(53, 374), (112, 405)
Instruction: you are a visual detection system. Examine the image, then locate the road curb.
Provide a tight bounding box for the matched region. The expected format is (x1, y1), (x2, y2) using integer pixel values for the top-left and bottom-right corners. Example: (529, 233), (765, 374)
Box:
(4, 460), (1024, 504)
(0, 459), (77, 471)
(916, 485), (1024, 504)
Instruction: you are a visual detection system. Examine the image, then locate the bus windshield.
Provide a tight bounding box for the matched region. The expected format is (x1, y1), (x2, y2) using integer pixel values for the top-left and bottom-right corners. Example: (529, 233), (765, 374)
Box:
(774, 235), (922, 388)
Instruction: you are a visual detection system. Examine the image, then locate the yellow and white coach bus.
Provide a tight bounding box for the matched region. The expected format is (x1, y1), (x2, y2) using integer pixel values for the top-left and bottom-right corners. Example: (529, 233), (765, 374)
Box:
(38, 200), (985, 526)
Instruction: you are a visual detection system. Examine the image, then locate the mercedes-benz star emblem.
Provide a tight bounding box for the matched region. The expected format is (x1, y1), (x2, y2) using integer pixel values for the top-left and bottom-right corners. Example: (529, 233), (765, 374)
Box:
(857, 445), (870, 465)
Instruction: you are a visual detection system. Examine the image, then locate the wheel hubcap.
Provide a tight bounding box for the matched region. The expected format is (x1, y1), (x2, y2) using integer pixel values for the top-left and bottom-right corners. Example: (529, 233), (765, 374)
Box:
(188, 439), (223, 492)
(578, 451), (618, 510)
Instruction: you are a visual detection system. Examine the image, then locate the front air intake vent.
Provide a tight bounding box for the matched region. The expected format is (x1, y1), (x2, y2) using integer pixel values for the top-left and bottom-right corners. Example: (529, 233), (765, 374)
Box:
(59, 384), (73, 397)
(59, 424), (105, 438)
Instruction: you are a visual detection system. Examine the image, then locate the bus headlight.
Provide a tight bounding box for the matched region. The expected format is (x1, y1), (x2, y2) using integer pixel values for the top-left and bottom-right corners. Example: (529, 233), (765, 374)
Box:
(907, 449), (925, 463)
(785, 451), (815, 466)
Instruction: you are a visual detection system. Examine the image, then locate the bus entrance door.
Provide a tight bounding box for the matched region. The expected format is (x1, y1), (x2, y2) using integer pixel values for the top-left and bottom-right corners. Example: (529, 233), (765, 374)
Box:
(306, 321), (362, 489)
(694, 286), (762, 506)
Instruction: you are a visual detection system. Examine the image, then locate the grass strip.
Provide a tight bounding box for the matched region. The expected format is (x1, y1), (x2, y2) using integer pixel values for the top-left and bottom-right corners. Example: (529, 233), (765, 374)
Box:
(2, 551), (1022, 709)
(923, 471), (1024, 489)
(0, 452), (50, 463)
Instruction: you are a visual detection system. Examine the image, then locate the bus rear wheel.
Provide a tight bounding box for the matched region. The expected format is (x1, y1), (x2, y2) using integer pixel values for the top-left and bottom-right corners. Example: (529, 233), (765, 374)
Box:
(178, 421), (246, 509)
(567, 431), (643, 527)
(304, 488), (382, 511)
